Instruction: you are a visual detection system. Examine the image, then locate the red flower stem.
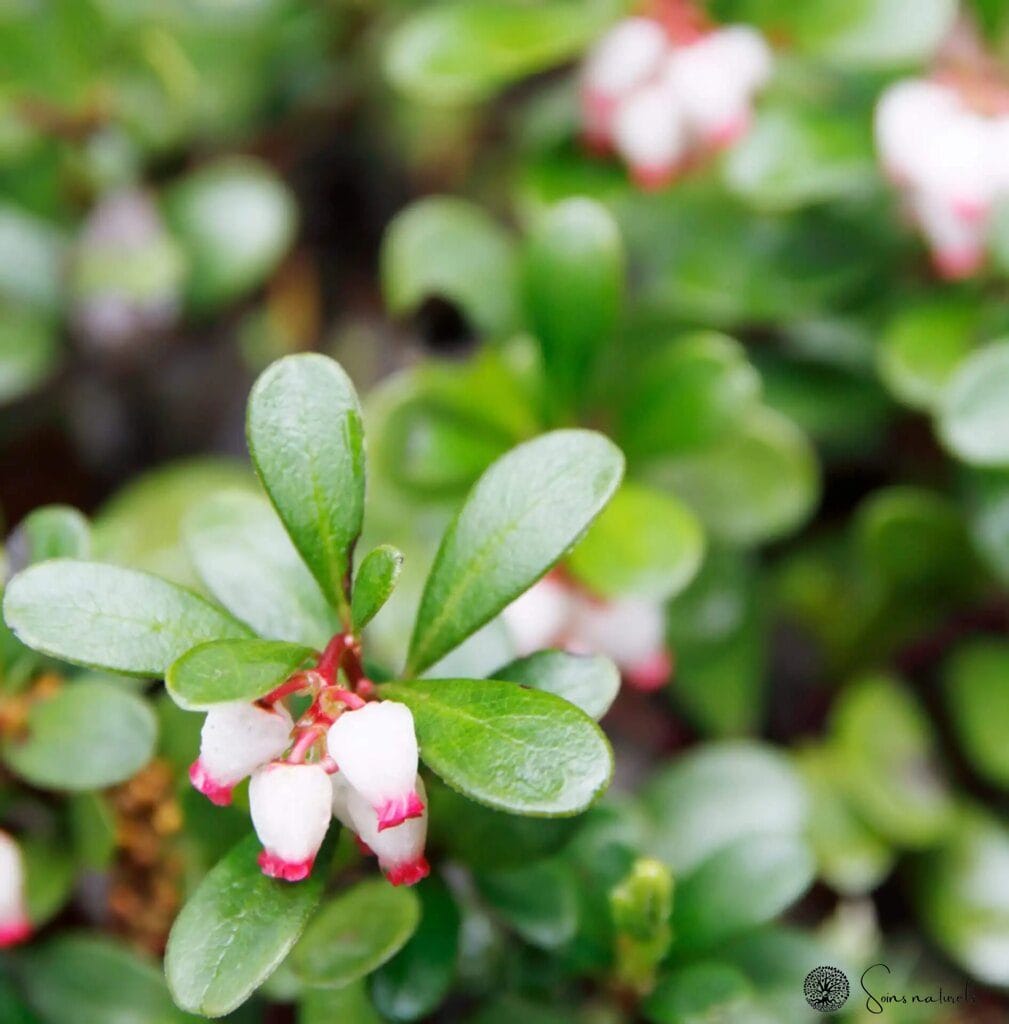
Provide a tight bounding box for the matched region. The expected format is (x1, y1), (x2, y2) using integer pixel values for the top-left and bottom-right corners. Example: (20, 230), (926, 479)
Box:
(288, 724), (324, 764)
(262, 671), (316, 705)
(316, 634), (350, 684)
(341, 641), (365, 686)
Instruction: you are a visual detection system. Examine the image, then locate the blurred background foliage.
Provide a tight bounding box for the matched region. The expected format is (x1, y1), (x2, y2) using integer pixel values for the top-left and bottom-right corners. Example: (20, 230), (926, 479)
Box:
(3, 0), (1009, 1021)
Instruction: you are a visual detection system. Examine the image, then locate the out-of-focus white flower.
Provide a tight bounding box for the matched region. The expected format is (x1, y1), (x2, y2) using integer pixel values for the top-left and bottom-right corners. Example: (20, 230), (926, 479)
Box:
(0, 831), (30, 948)
(190, 701), (293, 807)
(326, 702), (423, 831)
(664, 26), (771, 147)
(581, 18), (669, 149)
(250, 762), (332, 881)
(347, 777), (429, 887)
(613, 78), (688, 189)
(569, 595), (671, 692)
(501, 576), (573, 657)
(875, 75), (1006, 278)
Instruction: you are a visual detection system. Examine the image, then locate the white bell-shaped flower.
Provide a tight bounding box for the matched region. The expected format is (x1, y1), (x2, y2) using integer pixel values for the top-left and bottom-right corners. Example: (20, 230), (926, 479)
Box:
(908, 110), (992, 217)
(330, 769), (357, 831)
(190, 700), (293, 806)
(570, 595), (671, 692)
(327, 701), (423, 831)
(501, 576), (572, 657)
(613, 78), (687, 189)
(874, 79), (960, 183)
(250, 762), (332, 881)
(0, 831), (30, 948)
(347, 777), (429, 886)
(988, 116), (1009, 196)
(581, 18), (669, 147)
(912, 190), (987, 280)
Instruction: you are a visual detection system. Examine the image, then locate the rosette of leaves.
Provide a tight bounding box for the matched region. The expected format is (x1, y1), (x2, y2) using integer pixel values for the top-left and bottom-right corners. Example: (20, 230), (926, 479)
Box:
(2, 353), (626, 1018)
(374, 195), (819, 731)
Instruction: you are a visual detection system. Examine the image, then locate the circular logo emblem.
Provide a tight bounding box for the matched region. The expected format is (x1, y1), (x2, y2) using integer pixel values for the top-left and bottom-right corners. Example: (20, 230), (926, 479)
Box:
(803, 965), (850, 1013)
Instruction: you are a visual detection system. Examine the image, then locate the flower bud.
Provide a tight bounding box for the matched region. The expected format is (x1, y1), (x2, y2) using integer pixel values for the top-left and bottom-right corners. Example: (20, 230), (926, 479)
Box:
(348, 778), (429, 886)
(0, 831), (30, 948)
(190, 701), (294, 806)
(570, 595), (671, 691)
(327, 702), (423, 831)
(581, 18), (668, 148)
(502, 576), (572, 657)
(250, 762), (332, 881)
(613, 79), (687, 190)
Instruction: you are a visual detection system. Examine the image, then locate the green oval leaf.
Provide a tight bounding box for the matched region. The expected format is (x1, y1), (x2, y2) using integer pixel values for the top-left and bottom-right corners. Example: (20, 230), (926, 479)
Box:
(167, 639), (315, 710)
(523, 198), (623, 415)
(165, 157), (296, 311)
(944, 639), (1009, 789)
(166, 833), (331, 1017)
(567, 483), (704, 602)
(381, 196), (519, 338)
(381, 678), (613, 816)
(2, 680), (155, 791)
(371, 875), (460, 1022)
(643, 962), (754, 1024)
(3, 560), (250, 675)
(9, 505), (91, 566)
(492, 650), (619, 720)
(185, 491), (338, 647)
(406, 429), (623, 675)
(247, 353), (365, 621)
(648, 407), (818, 546)
(20, 935), (195, 1024)
(673, 834), (815, 952)
(385, 0), (621, 106)
(475, 859), (578, 949)
(940, 340), (1009, 466)
(291, 879), (420, 989)
(301, 982), (384, 1024)
(352, 544), (404, 631)
(618, 332), (762, 460)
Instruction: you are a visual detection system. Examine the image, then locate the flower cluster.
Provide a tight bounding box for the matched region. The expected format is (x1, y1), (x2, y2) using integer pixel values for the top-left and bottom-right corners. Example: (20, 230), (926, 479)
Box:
(875, 77), (1009, 279)
(189, 635), (428, 886)
(0, 830), (31, 948)
(503, 574), (671, 693)
(579, 9), (772, 190)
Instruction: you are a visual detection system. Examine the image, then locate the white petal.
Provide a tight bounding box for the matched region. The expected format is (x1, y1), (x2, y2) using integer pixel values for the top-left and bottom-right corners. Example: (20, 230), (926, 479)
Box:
(613, 79), (687, 180)
(501, 577), (572, 656)
(570, 595), (667, 669)
(875, 79), (960, 180)
(197, 700), (293, 788)
(327, 702), (421, 830)
(0, 831), (29, 946)
(348, 777), (429, 886)
(250, 762), (332, 878)
(330, 770), (357, 830)
(911, 190), (987, 279)
(582, 18), (668, 99)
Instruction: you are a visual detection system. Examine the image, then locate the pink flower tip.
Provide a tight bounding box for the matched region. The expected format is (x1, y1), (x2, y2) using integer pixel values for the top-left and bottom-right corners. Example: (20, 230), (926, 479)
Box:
(189, 759), (234, 806)
(624, 649), (673, 693)
(258, 850), (315, 882)
(385, 856), (430, 887)
(376, 791), (425, 832)
(933, 247), (984, 281)
(705, 115), (749, 150)
(630, 162), (678, 192)
(0, 918), (32, 948)
(354, 835), (375, 857)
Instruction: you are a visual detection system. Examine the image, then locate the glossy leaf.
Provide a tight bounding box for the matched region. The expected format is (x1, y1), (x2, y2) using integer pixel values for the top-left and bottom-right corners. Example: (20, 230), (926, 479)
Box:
(20, 935), (195, 1024)
(475, 859), (577, 949)
(381, 196), (519, 337)
(2, 680), (155, 791)
(492, 649), (620, 720)
(382, 678), (613, 816)
(166, 833), (331, 1017)
(8, 505), (91, 567)
(643, 961), (754, 1024)
(940, 340), (1009, 466)
(619, 332), (761, 460)
(567, 483), (703, 602)
(301, 983), (384, 1024)
(647, 407), (819, 546)
(185, 491), (338, 647)
(247, 353), (365, 619)
(291, 879), (419, 988)
(945, 640), (1009, 789)
(385, 0), (621, 105)
(352, 544), (404, 631)
(523, 198), (623, 414)
(165, 157), (296, 311)
(372, 876), (460, 1022)
(673, 834), (815, 951)
(406, 430), (623, 674)
(3, 559), (250, 675)
(167, 639), (315, 710)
